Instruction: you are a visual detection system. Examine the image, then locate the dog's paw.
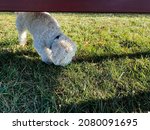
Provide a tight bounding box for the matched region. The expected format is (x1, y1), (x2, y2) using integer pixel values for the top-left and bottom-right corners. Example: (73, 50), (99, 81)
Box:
(19, 42), (27, 47)
(42, 59), (53, 65)
(16, 44), (26, 48)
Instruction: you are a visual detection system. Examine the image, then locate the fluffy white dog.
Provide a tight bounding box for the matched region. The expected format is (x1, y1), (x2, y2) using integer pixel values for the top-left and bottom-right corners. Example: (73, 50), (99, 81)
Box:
(16, 12), (77, 66)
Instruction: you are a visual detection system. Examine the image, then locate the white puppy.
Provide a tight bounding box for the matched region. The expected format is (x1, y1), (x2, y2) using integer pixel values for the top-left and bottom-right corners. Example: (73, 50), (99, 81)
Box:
(16, 12), (77, 66)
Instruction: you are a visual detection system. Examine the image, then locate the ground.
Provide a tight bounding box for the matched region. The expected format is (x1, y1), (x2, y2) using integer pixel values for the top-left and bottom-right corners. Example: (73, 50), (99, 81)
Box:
(0, 13), (150, 112)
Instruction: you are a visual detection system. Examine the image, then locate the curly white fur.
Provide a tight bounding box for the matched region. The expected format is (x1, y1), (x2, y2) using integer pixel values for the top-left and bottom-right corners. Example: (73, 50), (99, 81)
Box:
(16, 12), (77, 66)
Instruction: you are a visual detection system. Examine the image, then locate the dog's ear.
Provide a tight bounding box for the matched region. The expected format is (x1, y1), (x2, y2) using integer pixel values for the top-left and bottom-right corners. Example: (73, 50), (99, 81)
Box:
(60, 40), (73, 53)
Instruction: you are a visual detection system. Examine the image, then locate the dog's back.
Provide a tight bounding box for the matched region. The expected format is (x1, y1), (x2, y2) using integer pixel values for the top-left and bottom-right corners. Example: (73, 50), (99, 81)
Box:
(16, 12), (60, 37)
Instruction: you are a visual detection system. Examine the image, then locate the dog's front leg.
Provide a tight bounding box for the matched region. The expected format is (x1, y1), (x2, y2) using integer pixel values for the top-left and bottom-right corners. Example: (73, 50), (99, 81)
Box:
(34, 41), (53, 64)
(16, 16), (27, 46)
(18, 31), (27, 46)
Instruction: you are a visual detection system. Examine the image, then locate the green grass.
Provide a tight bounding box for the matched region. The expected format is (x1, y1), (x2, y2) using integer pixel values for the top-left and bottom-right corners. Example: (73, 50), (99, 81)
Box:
(0, 13), (150, 113)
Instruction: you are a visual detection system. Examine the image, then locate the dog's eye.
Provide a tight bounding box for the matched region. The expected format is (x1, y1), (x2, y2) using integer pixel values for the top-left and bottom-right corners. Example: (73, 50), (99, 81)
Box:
(55, 35), (61, 39)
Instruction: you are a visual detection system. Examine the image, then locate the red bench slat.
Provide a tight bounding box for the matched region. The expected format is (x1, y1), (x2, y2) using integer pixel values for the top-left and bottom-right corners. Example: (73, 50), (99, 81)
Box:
(0, 0), (150, 13)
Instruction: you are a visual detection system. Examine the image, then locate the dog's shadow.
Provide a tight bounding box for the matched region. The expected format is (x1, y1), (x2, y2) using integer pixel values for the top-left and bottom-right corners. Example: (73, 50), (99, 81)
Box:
(0, 49), (64, 112)
(70, 50), (150, 112)
(60, 91), (150, 113)
(0, 49), (150, 113)
(74, 50), (150, 63)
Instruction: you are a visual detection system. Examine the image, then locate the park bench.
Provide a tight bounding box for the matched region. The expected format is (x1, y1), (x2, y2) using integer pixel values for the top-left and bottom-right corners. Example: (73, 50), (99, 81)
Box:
(0, 0), (150, 13)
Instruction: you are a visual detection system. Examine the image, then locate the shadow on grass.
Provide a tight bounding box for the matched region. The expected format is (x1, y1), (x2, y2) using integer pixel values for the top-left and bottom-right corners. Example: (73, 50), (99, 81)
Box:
(0, 49), (64, 113)
(69, 50), (150, 112)
(0, 49), (150, 113)
(61, 91), (150, 113)
(75, 50), (150, 63)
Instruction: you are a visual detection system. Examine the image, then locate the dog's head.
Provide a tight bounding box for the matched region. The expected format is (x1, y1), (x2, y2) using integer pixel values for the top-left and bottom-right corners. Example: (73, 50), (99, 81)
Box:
(51, 34), (77, 66)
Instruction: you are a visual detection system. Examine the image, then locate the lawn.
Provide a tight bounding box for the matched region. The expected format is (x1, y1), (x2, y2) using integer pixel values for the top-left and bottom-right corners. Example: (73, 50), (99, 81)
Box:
(0, 13), (150, 113)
